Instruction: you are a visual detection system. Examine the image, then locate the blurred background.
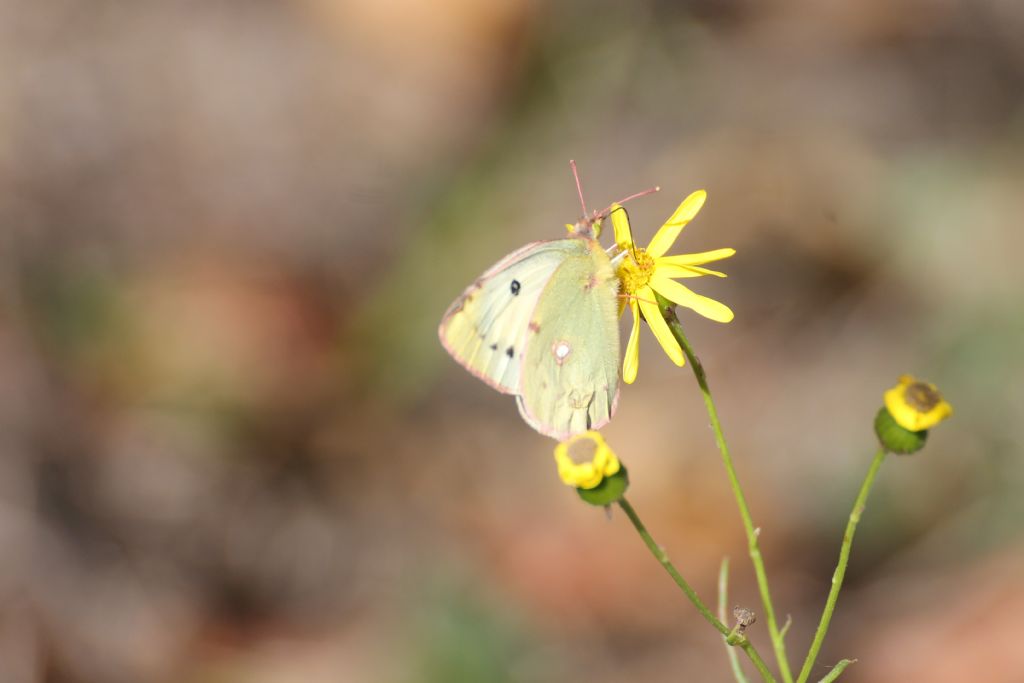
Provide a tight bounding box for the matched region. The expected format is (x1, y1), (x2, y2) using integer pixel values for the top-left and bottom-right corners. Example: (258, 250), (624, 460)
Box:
(1, 0), (1022, 681)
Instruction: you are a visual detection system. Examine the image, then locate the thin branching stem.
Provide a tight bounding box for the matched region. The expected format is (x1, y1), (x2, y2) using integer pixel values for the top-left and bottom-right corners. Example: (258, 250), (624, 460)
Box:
(617, 497), (776, 682)
(656, 292), (794, 683)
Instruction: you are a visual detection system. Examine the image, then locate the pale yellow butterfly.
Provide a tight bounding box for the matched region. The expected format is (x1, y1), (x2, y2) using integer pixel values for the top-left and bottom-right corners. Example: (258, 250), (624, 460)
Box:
(438, 163), (657, 440)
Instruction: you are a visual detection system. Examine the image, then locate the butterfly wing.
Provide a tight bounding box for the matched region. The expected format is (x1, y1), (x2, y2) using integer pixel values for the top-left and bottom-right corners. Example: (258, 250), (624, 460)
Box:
(516, 237), (620, 440)
(439, 240), (579, 394)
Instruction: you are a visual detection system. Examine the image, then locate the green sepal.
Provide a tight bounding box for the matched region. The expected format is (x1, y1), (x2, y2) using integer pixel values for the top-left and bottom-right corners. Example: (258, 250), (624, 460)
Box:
(576, 466), (629, 506)
(874, 407), (927, 454)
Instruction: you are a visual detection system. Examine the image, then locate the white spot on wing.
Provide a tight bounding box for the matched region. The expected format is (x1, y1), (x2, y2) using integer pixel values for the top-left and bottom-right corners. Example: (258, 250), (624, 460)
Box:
(552, 340), (572, 365)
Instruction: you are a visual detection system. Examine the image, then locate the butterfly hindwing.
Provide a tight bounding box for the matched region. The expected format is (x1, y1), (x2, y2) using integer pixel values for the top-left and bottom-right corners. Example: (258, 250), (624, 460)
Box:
(439, 240), (580, 394)
(516, 237), (620, 440)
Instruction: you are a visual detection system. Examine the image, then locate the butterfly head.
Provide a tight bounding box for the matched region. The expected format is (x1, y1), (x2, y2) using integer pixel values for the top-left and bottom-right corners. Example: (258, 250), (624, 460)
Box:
(565, 212), (606, 239)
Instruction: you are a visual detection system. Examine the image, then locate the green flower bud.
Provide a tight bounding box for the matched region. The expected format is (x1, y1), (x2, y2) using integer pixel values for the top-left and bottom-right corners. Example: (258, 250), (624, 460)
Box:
(576, 466), (629, 506)
(874, 407), (928, 454)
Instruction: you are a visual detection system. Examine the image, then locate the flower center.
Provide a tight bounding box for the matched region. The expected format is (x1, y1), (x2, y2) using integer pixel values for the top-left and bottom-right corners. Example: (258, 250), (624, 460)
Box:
(905, 382), (941, 412)
(565, 437), (600, 466)
(616, 247), (655, 294)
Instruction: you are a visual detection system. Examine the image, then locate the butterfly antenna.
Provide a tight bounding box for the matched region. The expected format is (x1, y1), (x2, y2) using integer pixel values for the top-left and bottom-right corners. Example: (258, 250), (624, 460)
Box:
(592, 185), (661, 224)
(569, 159), (589, 219)
(614, 185), (661, 207)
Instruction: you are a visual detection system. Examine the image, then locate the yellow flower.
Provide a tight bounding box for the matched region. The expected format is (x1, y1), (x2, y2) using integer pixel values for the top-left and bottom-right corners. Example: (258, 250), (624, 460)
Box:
(883, 374), (953, 431)
(553, 431), (620, 489)
(611, 190), (735, 384)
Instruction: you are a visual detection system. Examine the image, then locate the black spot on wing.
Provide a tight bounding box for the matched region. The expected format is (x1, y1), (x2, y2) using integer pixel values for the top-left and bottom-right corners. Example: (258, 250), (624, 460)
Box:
(510, 280), (521, 295)
(505, 346), (514, 358)
(490, 343), (498, 351)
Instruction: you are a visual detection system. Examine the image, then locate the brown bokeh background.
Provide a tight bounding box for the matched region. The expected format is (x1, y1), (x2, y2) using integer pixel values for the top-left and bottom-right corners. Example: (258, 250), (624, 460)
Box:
(1, 1), (1022, 681)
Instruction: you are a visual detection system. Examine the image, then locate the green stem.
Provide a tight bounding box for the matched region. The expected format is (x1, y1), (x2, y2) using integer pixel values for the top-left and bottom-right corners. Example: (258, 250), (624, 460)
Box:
(795, 449), (886, 683)
(657, 293), (794, 683)
(618, 498), (727, 633)
(719, 558), (751, 683)
(816, 659), (856, 683)
(618, 497), (776, 683)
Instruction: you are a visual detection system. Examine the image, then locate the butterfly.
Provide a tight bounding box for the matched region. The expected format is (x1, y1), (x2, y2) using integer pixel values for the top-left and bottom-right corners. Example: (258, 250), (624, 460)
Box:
(438, 163), (656, 440)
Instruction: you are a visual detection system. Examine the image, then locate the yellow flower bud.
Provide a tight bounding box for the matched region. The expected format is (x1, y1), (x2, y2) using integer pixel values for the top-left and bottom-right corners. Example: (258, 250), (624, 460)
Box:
(876, 375), (952, 454)
(883, 375), (952, 432)
(553, 431), (629, 506)
(553, 431), (620, 489)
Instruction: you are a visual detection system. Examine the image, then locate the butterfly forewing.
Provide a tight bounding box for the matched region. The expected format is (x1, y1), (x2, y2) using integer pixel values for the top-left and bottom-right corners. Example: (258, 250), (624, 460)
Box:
(439, 240), (579, 394)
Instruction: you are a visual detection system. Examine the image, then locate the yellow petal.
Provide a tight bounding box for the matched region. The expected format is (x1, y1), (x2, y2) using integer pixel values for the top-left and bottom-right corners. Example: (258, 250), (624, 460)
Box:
(658, 248), (736, 266)
(610, 204), (634, 249)
(623, 299), (641, 384)
(596, 441), (621, 476)
(575, 463), (602, 488)
(647, 190), (707, 258)
(651, 274), (734, 322)
(656, 263), (728, 279)
(637, 291), (685, 366)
